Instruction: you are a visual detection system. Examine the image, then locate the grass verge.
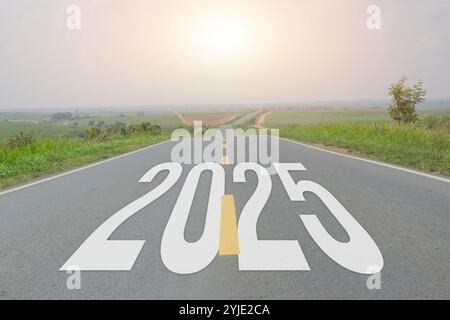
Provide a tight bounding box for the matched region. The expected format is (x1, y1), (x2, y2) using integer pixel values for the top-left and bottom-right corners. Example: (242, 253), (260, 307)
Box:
(0, 134), (169, 189)
(279, 118), (450, 176)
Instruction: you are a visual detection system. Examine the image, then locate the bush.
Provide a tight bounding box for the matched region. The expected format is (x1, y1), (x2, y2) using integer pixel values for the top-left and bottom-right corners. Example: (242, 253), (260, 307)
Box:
(84, 127), (101, 140)
(84, 122), (161, 141)
(7, 132), (36, 149)
(387, 77), (427, 123)
(125, 122), (161, 136)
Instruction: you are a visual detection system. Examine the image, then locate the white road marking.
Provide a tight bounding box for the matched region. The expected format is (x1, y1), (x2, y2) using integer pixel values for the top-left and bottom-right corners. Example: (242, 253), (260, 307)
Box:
(0, 140), (172, 197)
(235, 163), (310, 271)
(282, 138), (450, 184)
(60, 162), (182, 271)
(275, 163), (384, 274)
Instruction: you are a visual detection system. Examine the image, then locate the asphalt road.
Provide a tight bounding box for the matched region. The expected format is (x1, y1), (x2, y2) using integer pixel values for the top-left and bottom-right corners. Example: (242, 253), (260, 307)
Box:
(0, 137), (449, 299)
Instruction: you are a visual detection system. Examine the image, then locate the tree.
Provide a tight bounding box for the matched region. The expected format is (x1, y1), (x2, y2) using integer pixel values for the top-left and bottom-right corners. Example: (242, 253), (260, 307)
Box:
(51, 112), (73, 122)
(388, 77), (426, 123)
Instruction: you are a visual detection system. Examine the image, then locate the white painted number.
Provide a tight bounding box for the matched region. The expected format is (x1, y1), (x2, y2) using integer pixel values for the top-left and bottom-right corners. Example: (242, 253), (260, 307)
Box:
(235, 163), (310, 271)
(161, 163), (225, 274)
(60, 163), (182, 271)
(62, 162), (383, 275)
(275, 163), (384, 274)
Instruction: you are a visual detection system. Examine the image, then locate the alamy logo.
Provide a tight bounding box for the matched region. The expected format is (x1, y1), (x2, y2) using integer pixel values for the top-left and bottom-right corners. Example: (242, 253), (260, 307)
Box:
(170, 121), (280, 174)
(367, 5), (382, 30)
(66, 5), (81, 31)
(366, 265), (382, 290)
(66, 266), (81, 290)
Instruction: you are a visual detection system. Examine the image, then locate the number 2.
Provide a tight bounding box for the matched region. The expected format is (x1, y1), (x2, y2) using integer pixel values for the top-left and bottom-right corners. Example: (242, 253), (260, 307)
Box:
(235, 163), (310, 271)
(60, 162), (182, 271)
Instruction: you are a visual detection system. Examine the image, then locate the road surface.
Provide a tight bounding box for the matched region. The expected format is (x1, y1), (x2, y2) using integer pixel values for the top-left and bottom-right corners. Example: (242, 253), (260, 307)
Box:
(0, 136), (449, 299)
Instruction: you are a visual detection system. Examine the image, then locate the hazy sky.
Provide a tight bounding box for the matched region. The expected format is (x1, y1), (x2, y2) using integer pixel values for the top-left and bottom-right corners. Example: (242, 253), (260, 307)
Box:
(1, 0), (450, 109)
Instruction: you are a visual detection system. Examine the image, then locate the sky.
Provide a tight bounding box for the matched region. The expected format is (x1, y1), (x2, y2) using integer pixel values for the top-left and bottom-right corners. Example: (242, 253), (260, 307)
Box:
(1, 0), (450, 109)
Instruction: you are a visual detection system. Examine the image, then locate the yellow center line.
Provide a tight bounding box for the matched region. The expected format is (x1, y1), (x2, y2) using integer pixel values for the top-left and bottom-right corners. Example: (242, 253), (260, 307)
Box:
(219, 195), (240, 256)
(221, 155), (229, 165)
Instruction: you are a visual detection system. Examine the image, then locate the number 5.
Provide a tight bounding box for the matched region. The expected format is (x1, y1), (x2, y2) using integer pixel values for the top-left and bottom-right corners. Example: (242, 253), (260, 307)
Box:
(275, 163), (384, 274)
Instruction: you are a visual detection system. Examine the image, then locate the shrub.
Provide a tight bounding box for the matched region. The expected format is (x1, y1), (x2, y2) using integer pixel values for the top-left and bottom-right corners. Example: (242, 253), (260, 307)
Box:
(125, 122), (161, 135)
(387, 77), (427, 123)
(7, 132), (36, 149)
(84, 127), (101, 140)
(83, 121), (161, 141)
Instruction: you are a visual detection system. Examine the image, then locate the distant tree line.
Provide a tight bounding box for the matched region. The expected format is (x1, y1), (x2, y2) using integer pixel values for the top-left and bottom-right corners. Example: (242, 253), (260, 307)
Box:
(51, 112), (73, 122)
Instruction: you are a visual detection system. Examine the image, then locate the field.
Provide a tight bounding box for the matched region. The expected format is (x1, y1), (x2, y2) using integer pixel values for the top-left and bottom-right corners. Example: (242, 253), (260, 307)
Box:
(267, 108), (450, 176)
(266, 108), (450, 127)
(178, 112), (242, 126)
(0, 111), (182, 139)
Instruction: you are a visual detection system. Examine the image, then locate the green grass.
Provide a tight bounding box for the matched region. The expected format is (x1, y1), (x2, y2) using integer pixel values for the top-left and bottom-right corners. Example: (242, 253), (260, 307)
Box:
(0, 112), (52, 121)
(0, 133), (169, 188)
(279, 116), (450, 176)
(267, 108), (450, 127)
(267, 108), (389, 127)
(0, 121), (87, 139)
(0, 112), (183, 139)
(0, 111), (186, 188)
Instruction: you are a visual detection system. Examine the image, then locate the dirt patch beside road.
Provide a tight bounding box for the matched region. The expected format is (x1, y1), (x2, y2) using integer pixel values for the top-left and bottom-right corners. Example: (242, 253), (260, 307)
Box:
(177, 112), (241, 126)
(254, 111), (272, 129)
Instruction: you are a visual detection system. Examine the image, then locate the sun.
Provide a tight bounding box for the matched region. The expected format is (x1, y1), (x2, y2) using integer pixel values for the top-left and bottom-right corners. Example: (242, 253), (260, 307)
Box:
(194, 16), (250, 59)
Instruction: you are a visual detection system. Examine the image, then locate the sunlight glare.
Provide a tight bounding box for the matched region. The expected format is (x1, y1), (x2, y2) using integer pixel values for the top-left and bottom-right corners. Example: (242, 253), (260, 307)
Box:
(195, 16), (250, 59)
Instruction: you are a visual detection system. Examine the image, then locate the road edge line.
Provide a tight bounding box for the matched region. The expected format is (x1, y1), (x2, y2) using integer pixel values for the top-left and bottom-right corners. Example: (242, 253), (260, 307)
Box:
(281, 137), (450, 184)
(0, 140), (172, 197)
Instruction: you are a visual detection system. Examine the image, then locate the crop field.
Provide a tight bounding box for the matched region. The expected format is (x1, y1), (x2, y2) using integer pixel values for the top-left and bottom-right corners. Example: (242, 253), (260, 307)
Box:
(0, 112), (52, 122)
(266, 108), (450, 128)
(178, 112), (243, 126)
(0, 112), (183, 139)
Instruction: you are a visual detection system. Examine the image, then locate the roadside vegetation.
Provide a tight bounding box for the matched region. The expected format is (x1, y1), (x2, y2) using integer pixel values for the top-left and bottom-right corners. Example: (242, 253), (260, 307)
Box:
(281, 116), (450, 175)
(0, 120), (170, 188)
(270, 78), (450, 176)
(0, 111), (182, 139)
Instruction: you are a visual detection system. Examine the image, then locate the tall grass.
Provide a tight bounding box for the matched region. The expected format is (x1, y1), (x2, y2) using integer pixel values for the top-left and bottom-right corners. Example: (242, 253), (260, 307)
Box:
(281, 116), (450, 175)
(0, 134), (168, 188)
